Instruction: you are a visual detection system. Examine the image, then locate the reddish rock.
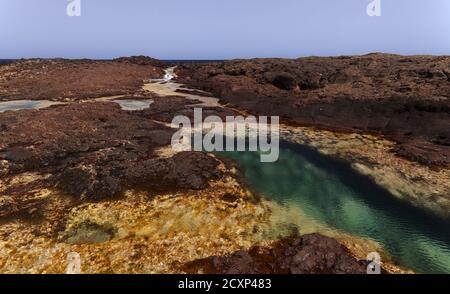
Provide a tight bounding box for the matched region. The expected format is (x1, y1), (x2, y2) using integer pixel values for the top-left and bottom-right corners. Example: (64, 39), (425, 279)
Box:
(182, 234), (371, 274)
(176, 54), (450, 167)
(0, 102), (223, 205)
(0, 58), (164, 101)
(113, 55), (166, 67)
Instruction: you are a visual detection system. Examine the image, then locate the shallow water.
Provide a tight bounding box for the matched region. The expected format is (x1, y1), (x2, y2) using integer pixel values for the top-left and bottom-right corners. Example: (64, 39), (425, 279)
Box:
(112, 99), (154, 111)
(144, 67), (220, 108)
(0, 100), (60, 112)
(217, 141), (450, 274)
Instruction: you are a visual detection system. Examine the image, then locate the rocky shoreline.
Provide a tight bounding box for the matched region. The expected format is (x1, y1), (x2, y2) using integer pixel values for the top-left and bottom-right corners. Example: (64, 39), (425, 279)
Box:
(175, 54), (450, 218)
(1, 55), (443, 273)
(281, 126), (450, 218)
(176, 54), (450, 168)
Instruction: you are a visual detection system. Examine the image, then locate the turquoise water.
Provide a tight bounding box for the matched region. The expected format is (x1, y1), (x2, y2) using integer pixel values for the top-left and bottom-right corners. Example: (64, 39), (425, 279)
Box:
(217, 141), (450, 274)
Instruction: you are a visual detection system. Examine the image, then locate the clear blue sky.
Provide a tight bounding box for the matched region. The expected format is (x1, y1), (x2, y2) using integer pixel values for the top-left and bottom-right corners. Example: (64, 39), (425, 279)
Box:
(0, 0), (449, 59)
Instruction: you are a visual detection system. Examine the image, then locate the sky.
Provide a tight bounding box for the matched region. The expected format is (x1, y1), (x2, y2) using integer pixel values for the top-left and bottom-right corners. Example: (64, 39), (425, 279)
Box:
(0, 0), (449, 59)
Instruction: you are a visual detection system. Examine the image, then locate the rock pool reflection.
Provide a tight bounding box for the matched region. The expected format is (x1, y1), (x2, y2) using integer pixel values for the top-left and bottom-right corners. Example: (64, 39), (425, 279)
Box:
(217, 141), (450, 273)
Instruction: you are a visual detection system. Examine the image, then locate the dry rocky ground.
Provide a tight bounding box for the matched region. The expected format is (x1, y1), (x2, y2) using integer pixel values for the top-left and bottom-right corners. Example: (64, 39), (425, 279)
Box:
(0, 56), (164, 101)
(176, 53), (450, 167)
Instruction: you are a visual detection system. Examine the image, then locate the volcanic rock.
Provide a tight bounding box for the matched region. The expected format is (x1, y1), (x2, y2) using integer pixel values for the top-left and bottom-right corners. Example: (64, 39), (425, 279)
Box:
(0, 102), (222, 203)
(183, 233), (371, 274)
(176, 54), (450, 167)
(113, 55), (166, 67)
(265, 72), (297, 90)
(0, 58), (164, 101)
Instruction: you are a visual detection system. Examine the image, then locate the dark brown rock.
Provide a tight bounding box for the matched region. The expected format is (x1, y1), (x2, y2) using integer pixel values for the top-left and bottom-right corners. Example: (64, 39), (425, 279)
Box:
(176, 54), (450, 167)
(0, 102), (223, 202)
(113, 55), (166, 67)
(267, 72), (297, 90)
(0, 58), (164, 101)
(182, 234), (370, 274)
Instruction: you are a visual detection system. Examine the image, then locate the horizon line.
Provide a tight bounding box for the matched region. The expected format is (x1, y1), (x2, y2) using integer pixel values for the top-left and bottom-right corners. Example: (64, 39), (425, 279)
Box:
(2, 52), (450, 61)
